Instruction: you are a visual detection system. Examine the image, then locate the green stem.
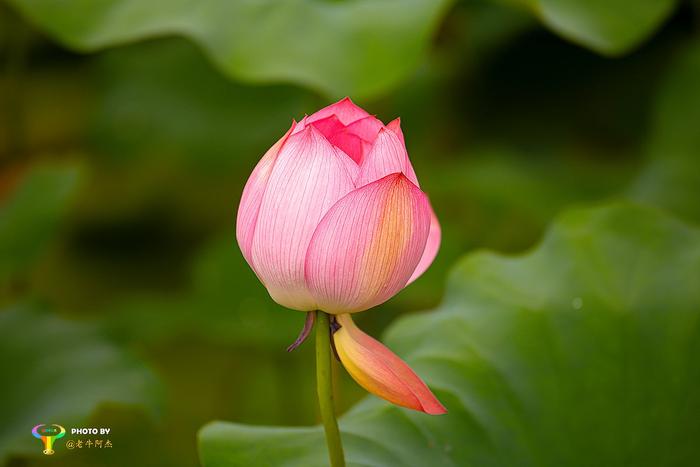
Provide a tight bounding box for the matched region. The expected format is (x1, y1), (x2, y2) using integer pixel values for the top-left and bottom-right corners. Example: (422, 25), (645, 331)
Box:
(315, 311), (345, 467)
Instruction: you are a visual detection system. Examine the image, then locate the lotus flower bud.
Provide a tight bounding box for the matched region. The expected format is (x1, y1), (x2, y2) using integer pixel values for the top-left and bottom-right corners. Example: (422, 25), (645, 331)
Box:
(236, 98), (440, 313)
(236, 98), (445, 414)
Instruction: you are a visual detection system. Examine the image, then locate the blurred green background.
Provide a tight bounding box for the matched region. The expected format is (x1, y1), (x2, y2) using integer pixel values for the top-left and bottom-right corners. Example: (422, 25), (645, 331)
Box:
(1, 0), (699, 466)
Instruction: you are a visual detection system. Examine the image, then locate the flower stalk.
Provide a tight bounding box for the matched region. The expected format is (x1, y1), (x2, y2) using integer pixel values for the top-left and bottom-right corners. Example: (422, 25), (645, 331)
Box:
(315, 310), (345, 467)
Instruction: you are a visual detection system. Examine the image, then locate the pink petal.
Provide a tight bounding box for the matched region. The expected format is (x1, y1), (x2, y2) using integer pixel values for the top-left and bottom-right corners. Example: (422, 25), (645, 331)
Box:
(305, 173), (431, 314)
(386, 118), (405, 145)
(334, 313), (447, 415)
(357, 128), (419, 187)
(386, 118), (419, 186)
(344, 115), (384, 143)
(327, 131), (365, 164)
(307, 114), (382, 165)
(290, 115), (309, 135)
(407, 202), (441, 285)
(308, 115), (366, 163)
(251, 126), (357, 311)
(307, 97), (371, 126)
(331, 116), (386, 163)
(236, 122), (295, 265)
(309, 115), (346, 138)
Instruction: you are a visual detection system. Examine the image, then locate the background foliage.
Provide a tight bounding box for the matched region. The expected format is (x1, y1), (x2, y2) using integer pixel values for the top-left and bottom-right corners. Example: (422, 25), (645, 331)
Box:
(201, 203), (700, 467)
(1, 0), (698, 466)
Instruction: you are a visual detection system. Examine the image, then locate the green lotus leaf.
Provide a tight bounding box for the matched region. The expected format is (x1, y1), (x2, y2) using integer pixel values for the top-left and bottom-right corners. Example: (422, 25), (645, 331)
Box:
(0, 306), (162, 460)
(199, 202), (700, 466)
(6, 0), (677, 97)
(631, 40), (700, 223)
(6, 0), (451, 98)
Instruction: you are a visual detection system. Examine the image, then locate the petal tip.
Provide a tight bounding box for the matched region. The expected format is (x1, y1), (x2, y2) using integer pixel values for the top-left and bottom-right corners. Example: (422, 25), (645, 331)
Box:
(390, 171), (421, 191)
(374, 126), (394, 140)
(300, 122), (327, 143)
(421, 396), (448, 415)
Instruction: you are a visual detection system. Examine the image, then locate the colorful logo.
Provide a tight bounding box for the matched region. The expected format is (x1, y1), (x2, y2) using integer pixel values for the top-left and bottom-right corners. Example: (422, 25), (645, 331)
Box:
(32, 424), (66, 455)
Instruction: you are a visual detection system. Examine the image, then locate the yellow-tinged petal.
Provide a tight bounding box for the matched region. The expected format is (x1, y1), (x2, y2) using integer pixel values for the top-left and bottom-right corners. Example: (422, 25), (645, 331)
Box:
(333, 314), (447, 415)
(305, 173), (430, 314)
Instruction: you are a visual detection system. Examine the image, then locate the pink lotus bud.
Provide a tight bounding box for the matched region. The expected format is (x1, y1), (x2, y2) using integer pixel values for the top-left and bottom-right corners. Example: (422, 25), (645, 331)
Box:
(236, 98), (445, 414)
(236, 98), (440, 313)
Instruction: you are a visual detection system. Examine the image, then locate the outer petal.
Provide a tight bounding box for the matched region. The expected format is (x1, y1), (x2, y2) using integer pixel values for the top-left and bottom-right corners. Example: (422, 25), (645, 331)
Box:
(305, 173), (430, 314)
(236, 122), (295, 265)
(386, 118), (405, 145)
(251, 126), (357, 311)
(407, 203), (441, 285)
(357, 128), (419, 187)
(386, 118), (418, 185)
(307, 97), (370, 126)
(290, 115), (309, 135)
(334, 314), (447, 415)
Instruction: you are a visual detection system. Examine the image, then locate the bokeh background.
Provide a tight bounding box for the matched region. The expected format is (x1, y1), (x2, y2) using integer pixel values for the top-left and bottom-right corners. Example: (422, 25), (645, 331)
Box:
(1, 0), (699, 466)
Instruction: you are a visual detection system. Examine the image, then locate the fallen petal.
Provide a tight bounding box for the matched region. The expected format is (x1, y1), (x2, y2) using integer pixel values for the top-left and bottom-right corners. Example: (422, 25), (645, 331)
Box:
(333, 314), (447, 415)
